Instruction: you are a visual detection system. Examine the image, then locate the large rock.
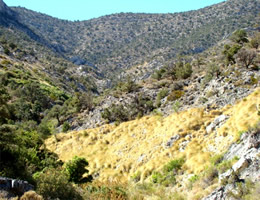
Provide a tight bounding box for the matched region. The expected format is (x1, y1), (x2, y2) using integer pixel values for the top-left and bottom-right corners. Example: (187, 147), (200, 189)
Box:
(206, 115), (229, 134)
(0, 177), (34, 195)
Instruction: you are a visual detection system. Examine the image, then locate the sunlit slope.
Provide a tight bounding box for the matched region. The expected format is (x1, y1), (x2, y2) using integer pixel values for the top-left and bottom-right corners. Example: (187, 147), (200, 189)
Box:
(45, 88), (260, 182)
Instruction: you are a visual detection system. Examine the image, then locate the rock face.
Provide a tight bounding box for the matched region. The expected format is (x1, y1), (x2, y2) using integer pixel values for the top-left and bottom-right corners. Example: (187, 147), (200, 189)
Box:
(0, 177), (34, 195)
(203, 126), (260, 200)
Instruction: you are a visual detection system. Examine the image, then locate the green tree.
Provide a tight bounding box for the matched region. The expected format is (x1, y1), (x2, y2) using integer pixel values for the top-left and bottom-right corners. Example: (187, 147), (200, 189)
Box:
(48, 104), (63, 126)
(230, 29), (248, 44)
(65, 156), (92, 183)
(250, 32), (260, 49)
(222, 44), (241, 65)
(0, 85), (10, 124)
(34, 167), (83, 200)
(62, 121), (70, 132)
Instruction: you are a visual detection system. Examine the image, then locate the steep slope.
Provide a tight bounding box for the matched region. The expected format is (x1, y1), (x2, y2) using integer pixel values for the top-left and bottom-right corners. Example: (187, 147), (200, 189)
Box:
(4, 0), (260, 79)
(45, 88), (260, 183)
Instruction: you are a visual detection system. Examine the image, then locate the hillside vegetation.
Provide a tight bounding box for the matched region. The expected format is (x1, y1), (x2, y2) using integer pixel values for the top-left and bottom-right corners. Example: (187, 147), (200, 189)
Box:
(0, 0), (260, 199)
(2, 0), (259, 79)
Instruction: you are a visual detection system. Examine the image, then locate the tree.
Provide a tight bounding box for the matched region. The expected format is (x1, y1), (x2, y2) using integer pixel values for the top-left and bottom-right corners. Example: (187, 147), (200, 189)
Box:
(65, 156), (92, 183)
(34, 167), (83, 200)
(0, 85), (10, 124)
(222, 44), (241, 65)
(48, 104), (62, 126)
(75, 92), (93, 112)
(235, 48), (257, 68)
(230, 29), (248, 44)
(250, 32), (260, 49)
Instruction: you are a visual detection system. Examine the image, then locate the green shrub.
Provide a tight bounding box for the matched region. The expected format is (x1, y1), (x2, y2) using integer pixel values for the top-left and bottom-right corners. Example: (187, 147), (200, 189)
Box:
(203, 62), (220, 84)
(62, 121), (70, 132)
(34, 167), (83, 200)
(230, 29), (248, 44)
(152, 68), (167, 80)
(167, 90), (184, 101)
(101, 104), (129, 123)
(172, 100), (181, 113)
(156, 88), (169, 107)
(222, 44), (241, 65)
(163, 158), (185, 174)
(175, 63), (193, 79)
(151, 172), (164, 184)
(85, 183), (128, 200)
(131, 171), (141, 183)
(65, 156), (92, 183)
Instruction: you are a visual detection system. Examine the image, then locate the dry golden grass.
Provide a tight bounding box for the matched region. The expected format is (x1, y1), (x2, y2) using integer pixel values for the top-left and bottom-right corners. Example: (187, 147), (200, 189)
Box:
(45, 88), (260, 184)
(20, 191), (43, 200)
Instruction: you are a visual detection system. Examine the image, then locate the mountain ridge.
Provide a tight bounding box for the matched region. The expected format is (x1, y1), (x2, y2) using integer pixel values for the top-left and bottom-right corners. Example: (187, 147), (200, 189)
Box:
(1, 0), (259, 81)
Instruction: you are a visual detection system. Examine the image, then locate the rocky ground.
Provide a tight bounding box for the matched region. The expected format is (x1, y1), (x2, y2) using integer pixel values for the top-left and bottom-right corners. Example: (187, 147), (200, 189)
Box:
(71, 62), (259, 132)
(203, 125), (260, 200)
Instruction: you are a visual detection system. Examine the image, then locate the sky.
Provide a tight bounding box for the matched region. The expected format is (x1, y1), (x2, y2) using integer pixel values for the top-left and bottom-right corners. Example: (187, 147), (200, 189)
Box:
(4, 0), (225, 21)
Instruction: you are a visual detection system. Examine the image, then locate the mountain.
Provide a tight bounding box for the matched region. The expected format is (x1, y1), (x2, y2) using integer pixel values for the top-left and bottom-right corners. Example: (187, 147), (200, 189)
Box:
(0, 0), (260, 199)
(1, 0), (259, 80)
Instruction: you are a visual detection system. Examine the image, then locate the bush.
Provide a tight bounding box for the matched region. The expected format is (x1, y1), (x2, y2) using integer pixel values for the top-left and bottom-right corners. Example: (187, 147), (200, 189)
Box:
(85, 182), (128, 200)
(230, 29), (248, 44)
(150, 158), (185, 187)
(20, 191), (43, 200)
(34, 167), (83, 200)
(156, 89), (169, 107)
(235, 48), (257, 68)
(167, 90), (184, 101)
(101, 104), (129, 123)
(175, 63), (193, 79)
(62, 121), (70, 132)
(65, 156), (92, 183)
(250, 32), (260, 49)
(163, 158), (185, 174)
(131, 171), (141, 183)
(203, 63), (220, 84)
(222, 44), (241, 65)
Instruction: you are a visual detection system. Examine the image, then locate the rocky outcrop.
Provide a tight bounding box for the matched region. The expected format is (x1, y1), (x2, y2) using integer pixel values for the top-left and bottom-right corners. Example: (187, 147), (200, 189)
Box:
(0, 177), (34, 195)
(203, 125), (260, 200)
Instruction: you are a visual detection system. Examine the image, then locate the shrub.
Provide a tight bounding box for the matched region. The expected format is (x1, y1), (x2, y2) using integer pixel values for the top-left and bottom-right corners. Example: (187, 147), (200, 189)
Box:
(222, 44), (241, 65)
(163, 158), (185, 174)
(202, 166), (218, 186)
(151, 172), (164, 184)
(156, 89), (169, 107)
(85, 182), (128, 200)
(235, 48), (257, 68)
(250, 32), (260, 49)
(101, 104), (129, 123)
(167, 90), (184, 101)
(65, 156), (92, 183)
(116, 77), (139, 93)
(131, 171), (141, 183)
(230, 29), (248, 44)
(172, 100), (181, 113)
(20, 191), (43, 200)
(62, 121), (70, 132)
(203, 63), (220, 84)
(34, 167), (83, 200)
(152, 68), (167, 80)
(175, 62), (193, 79)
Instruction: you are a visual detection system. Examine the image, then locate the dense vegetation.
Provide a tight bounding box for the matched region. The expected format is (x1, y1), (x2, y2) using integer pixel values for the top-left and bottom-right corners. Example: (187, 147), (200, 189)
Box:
(1, 0), (259, 79)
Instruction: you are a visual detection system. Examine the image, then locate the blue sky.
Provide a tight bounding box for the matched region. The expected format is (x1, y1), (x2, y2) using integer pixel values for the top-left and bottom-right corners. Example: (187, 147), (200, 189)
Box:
(4, 0), (225, 21)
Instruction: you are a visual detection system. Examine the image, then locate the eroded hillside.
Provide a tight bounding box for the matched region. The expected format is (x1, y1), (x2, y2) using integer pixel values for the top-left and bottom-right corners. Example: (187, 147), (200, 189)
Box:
(46, 88), (260, 184)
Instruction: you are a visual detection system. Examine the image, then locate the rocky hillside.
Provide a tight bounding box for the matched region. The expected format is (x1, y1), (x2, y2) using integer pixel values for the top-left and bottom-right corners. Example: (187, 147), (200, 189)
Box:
(1, 0), (259, 80)
(0, 0), (260, 199)
(45, 30), (260, 199)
